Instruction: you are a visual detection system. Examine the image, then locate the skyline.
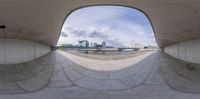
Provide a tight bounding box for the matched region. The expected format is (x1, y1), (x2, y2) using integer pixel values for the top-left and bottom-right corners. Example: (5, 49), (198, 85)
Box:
(57, 6), (157, 47)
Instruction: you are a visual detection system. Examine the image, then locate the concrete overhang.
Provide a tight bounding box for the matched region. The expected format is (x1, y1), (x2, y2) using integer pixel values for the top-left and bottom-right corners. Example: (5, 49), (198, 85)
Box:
(0, 0), (199, 48)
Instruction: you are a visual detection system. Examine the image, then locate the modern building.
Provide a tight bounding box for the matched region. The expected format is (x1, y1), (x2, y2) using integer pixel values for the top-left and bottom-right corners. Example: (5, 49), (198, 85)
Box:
(128, 42), (144, 49)
(79, 40), (89, 48)
(93, 42), (97, 48)
(102, 41), (106, 48)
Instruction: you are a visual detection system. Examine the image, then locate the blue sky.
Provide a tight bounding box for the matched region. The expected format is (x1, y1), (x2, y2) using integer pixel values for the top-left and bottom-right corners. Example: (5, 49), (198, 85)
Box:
(57, 6), (157, 47)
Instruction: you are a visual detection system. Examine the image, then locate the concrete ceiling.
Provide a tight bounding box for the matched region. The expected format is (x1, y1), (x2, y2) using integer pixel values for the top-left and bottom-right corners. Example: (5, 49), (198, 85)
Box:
(0, 0), (199, 48)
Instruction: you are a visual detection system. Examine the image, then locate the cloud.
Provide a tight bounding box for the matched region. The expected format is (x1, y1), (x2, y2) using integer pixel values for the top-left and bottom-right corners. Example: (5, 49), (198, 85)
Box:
(60, 26), (125, 47)
(60, 32), (68, 37)
(65, 27), (88, 37)
(106, 39), (125, 47)
(57, 6), (157, 47)
(65, 26), (108, 40)
(71, 30), (87, 37)
(88, 31), (125, 47)
(88, 31), (107, 39)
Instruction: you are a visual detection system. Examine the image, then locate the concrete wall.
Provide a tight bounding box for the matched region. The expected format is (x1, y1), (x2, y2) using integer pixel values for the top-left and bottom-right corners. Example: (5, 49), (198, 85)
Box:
(0, 39), (50, 64)
(164, 39), (200, 64)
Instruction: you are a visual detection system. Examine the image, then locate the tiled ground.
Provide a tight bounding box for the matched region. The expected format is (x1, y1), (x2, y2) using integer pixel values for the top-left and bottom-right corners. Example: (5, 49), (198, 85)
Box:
(0, 50), (200, 99)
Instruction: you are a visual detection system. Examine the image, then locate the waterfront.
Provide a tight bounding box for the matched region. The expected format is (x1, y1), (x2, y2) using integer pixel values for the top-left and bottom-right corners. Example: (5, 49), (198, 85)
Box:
(66, 49), (156, 60)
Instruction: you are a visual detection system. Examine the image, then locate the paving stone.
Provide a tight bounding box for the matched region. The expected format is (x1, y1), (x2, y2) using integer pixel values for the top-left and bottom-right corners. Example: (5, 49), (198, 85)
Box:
(109, 59), (148, 79)
(48, 70), (73, 88)
(58, 51), (156, 91)
(63, 64), (83, 81)
(1, 51), (200, 98)
(0, 82), (26, 94)
(4, 71), (35, 82)
(0, 52), (55, 94)
(17, 70), (52, 92)
(73, 76), (113, 91)
(160, 52), (200, 93)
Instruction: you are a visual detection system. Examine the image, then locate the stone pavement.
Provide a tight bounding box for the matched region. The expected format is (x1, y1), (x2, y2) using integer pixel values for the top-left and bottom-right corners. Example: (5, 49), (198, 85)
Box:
(0, 52), (56, 94)
(0, 51), (200, 99)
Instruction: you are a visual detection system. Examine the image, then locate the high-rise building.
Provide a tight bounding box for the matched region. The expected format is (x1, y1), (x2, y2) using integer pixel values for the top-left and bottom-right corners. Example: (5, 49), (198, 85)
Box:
(79, 40), (89, 48)
(93, 42), (97, 48)
(102, 41), (106, 48)
(90, 42), (93, 47)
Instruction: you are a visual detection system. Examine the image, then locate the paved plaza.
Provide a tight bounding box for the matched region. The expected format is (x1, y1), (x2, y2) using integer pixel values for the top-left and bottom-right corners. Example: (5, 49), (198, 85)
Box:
(0, 50), (199, 99)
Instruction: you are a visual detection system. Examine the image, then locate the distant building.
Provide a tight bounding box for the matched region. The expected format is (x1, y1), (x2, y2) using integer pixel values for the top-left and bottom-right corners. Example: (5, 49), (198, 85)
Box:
(102, 41), (106, 48)
(93, 42), (97, 48)
(128, 42), (144, 49)
(59, 44), (73, 48)
(106, 46), (114, 48)
(78, 40), (108, 48)
(65, 44), (73, 48)
(134, 43), (144, 48)
(79, 40), (89, 48)
(90, 42), (93, 47)
(144, 45), (158, 49)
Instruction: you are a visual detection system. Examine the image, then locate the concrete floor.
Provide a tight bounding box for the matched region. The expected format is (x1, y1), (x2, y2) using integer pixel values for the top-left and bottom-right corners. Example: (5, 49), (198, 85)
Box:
(0, 50), (200, 99)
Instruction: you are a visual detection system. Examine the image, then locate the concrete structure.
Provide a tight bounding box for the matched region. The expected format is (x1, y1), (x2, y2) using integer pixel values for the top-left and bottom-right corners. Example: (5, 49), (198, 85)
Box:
(0, 39), (50, 64)
(0, 52), (55, 94)
(164, 39), (200, 64)
(0, 0), (200, 99)
(0, 50), (197, 99)
(0, 0), (198, 48)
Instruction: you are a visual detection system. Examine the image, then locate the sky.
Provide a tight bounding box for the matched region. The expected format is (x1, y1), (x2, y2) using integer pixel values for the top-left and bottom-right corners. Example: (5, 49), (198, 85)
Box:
(57, 6), (157, 47)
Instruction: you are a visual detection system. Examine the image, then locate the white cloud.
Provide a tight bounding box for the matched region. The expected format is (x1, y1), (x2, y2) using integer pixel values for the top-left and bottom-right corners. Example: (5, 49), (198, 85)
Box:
(57, 6), (157, 47)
